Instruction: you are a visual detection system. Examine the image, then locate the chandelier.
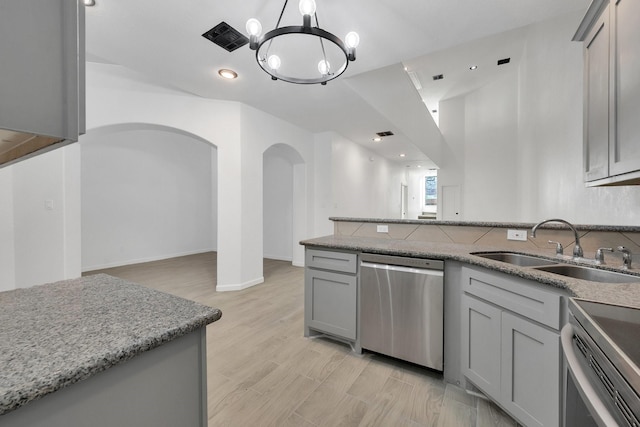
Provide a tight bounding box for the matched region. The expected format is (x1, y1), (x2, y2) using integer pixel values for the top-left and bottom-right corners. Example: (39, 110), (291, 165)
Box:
(246, 0), (360, 85)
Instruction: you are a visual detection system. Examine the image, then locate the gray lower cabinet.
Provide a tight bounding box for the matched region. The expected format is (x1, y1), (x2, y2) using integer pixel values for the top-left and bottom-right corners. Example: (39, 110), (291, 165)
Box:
(1, 330), (208, 427)
(304, 248), (358, 343)
(461, 266), (566, 427)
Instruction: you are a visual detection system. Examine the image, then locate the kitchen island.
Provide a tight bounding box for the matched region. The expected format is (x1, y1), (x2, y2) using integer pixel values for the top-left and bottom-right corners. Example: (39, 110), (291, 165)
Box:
(0, 273), (221, 427)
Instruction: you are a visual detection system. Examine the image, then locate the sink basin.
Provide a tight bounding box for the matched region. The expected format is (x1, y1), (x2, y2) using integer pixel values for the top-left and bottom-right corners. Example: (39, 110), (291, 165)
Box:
(534, 264), (640, 283)
(472, 252), (558, 267)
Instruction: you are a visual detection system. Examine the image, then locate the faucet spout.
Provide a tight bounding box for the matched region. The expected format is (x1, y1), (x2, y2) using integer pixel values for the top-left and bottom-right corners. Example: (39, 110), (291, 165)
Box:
(531, 218), (583, 259)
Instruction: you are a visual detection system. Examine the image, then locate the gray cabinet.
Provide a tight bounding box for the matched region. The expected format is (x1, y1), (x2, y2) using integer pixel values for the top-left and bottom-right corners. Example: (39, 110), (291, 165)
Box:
(0, 0), (85, 167)
(583, 5), (610, 182)
(461, 266), (566, 427)
(609, 0), (640, 178)
(577, 0), (640, 186)
(304, 248), (358, 343)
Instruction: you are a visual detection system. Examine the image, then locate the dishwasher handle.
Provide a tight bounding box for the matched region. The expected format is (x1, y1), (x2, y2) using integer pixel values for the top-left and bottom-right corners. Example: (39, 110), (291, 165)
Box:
(360, 253), (443, 270)
(361, 261), (444, 276)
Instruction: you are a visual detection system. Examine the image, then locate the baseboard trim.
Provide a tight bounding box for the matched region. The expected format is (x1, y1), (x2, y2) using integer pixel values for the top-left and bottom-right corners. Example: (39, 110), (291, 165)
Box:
(216, 276), (264, 292)
(263, 254), (293, 262)
(82, 248), (216, 272)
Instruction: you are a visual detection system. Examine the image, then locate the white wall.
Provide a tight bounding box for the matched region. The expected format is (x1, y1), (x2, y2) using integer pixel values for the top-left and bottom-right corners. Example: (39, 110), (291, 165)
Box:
(329, 132), (406, 219)
(438, 12), (640, 226)
(81, 127), (215, 271)
(464, 69), (519, 221)
(5, 146), (81, 289)
(517, 13), (640, 225)
(0, 166), (15, 291)
(263, 154), (294, 261)
(82, 62), (316, 289)
(439, 69), (518, 222)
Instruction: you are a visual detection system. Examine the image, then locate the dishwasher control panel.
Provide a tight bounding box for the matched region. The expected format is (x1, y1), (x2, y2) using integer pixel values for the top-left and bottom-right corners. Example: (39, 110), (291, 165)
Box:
(360, 253), (443, 270)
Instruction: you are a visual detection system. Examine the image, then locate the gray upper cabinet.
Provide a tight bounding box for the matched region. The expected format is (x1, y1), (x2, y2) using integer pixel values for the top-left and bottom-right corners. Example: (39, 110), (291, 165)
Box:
(609, 0), (640, 178)
(0, 0), (85, 167)
(577, 0), (640, 186)
(583, 5), (610, 182)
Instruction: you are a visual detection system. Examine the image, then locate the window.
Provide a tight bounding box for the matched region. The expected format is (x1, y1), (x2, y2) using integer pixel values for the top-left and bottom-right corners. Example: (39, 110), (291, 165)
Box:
(424, 174), (437, 206)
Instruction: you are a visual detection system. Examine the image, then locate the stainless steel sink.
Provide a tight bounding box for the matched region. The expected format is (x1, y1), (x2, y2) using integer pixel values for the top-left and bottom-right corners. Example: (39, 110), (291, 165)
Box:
(472, 252), (558, 267)
(534, 264), (640, 283)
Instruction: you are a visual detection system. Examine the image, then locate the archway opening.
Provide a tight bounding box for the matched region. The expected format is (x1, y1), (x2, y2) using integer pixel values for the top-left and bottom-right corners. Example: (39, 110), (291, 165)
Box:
(80, 123), (218, 275)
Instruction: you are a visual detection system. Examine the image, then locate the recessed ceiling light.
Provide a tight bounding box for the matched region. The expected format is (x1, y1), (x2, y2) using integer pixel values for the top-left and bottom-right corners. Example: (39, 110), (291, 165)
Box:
(372, 137), (382, 142)
(469, 65), (478, 70)
(218, 69), (238, 79)
(400, 153), (406, 158)
(83, 0), (95, 5)
(417, 165), (422, 168)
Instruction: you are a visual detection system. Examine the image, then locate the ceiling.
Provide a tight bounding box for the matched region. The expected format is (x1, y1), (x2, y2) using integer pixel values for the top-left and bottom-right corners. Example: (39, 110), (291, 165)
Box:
(84, 0), (589, 168)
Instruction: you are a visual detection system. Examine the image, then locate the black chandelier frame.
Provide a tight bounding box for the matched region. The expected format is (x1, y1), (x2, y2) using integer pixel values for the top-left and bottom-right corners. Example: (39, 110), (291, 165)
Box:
(248, 2), (357, 85)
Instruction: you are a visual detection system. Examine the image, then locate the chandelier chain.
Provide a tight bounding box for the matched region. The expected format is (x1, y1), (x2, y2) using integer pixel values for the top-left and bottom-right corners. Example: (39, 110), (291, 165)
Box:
(264, 0), (290, 60)
(314, 13), (332, 75)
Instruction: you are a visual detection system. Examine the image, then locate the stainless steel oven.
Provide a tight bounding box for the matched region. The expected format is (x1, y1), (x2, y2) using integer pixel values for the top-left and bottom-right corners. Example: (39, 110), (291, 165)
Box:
(562, 299), (640, 427)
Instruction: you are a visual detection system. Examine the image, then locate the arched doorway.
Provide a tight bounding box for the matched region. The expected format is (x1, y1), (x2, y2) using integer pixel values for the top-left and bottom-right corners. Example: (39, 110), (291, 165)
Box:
(263, 143), (306, 267)
(80, 123), (218, 272)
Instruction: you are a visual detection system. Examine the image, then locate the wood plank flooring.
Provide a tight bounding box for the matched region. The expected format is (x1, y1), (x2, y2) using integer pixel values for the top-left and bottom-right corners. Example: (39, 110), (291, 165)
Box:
(86, 252), (518, 427)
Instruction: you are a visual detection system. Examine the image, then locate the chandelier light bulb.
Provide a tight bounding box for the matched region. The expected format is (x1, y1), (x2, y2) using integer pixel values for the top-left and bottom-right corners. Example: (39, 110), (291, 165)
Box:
(246, 18), (262, 37)
(345, 32), (360, 49)
(318, 59), (330, 75)
(267, 55), (281, 71)
(299, 0), (317, 16)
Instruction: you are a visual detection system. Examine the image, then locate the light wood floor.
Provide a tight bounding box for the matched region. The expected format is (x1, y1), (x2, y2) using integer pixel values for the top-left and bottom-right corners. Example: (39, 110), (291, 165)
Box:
(87, 252), (518, 427)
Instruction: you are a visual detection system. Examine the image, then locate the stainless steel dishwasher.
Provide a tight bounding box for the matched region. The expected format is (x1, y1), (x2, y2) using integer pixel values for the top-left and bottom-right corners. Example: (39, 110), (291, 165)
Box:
(360, 253), (444, 371)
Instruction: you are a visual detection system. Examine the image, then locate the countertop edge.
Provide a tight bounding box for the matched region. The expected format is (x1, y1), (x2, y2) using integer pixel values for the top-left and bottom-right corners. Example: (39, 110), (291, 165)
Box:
(328, 217), (640, 233)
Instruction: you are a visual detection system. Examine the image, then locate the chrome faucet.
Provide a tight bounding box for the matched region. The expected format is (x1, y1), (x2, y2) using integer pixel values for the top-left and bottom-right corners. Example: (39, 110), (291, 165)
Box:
(595, 247), (613, 265)
(531, 218), (583, 259)
(617, 246), (632, 270)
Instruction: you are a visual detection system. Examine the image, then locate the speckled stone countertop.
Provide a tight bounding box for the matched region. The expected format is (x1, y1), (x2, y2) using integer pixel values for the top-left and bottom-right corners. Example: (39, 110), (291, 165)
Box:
(329, 217), (640, 232)
(301, 235), (640, 308)
(0, 274), (222, 416)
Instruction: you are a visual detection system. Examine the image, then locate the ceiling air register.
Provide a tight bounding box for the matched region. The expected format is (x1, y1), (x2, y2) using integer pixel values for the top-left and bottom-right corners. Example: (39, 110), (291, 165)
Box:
(246, 0), (360, 85)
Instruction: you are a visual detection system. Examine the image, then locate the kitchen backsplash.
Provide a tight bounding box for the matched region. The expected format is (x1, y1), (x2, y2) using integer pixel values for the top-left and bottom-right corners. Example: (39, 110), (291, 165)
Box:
(332, 219), (640, 266)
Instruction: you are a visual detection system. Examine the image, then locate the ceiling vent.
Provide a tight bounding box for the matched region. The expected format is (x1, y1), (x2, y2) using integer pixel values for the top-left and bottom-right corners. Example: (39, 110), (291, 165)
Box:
(497, 58), (511, 65)
(432, 74), (444, 80)
(202, 22), (249, 52)
(376, 131), (394, 137)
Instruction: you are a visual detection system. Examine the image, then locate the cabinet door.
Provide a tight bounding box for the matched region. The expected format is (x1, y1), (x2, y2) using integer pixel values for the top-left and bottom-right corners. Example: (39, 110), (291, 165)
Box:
(304, 268), (356, 340)
(501, 312), (561, 427)
(583, 6), (610, 182)
(461, 295), (501, 400)
(0, 0), (81, 141)
(610, 0), (640, 177)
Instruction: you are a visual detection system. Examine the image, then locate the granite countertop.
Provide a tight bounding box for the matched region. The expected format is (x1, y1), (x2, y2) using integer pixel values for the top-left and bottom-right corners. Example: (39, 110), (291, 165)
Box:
(301, 235), (640, 309)
(329, 217), (640, 232)
(0, 274), (222, 416)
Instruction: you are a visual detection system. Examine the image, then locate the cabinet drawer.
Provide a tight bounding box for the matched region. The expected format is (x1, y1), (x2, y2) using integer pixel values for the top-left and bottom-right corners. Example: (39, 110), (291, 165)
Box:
(305, 249), (357, 274)
(461, 266), (562, 330)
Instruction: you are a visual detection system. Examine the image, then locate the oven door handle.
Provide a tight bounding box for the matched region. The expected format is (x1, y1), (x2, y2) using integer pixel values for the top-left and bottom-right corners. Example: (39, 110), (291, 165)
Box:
(561, 323), (618, 427)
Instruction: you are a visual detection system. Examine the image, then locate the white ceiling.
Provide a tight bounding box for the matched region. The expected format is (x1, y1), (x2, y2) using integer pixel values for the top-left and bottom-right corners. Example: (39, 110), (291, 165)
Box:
(84, 0), (589, 167)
